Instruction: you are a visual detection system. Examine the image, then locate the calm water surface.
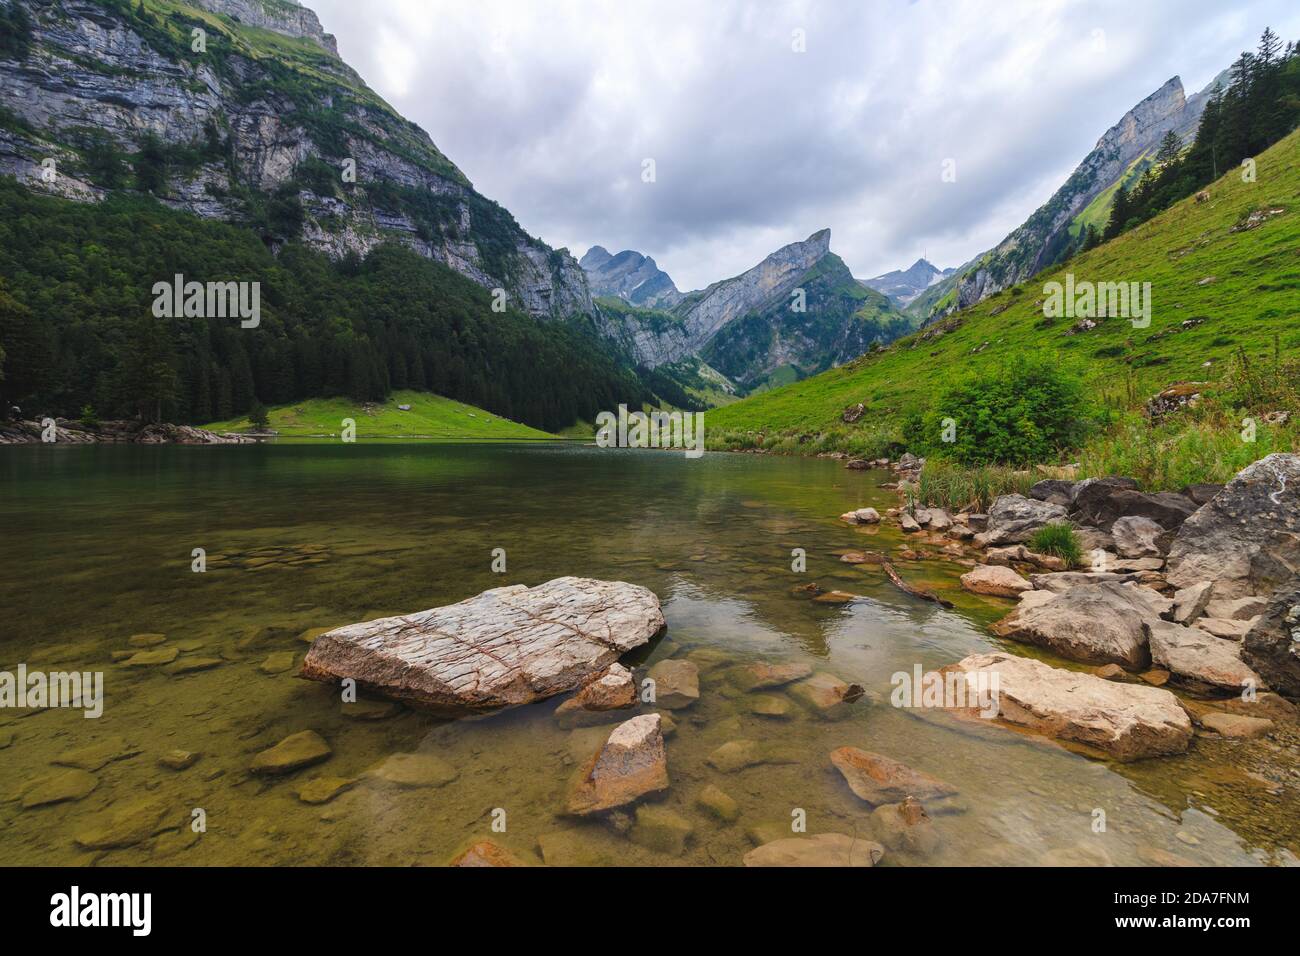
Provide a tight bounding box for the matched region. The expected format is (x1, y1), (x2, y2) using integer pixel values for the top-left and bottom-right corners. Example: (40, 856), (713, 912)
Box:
(0, 444), (1295, 865)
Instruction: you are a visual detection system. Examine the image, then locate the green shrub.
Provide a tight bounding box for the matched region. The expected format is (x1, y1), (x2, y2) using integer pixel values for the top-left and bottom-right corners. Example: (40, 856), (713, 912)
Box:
(1029, 522), (1082, 568)
(906, 353), (1100, 466)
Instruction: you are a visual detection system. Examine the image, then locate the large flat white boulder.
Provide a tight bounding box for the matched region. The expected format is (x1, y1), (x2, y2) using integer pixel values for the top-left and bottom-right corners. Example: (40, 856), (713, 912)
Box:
(301, 577), (664, 714)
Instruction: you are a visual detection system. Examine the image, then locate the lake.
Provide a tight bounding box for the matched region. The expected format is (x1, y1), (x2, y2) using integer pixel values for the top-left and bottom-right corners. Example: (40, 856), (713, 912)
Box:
(0, 443), (1293, 865)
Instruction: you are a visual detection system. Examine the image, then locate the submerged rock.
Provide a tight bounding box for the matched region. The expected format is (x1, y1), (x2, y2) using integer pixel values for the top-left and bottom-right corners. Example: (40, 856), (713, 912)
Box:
(249, 730), (332, 775)
(158, 750), (200, 771)
(567, 714), (669, 815)
(743, 833), (884, 867)
(1198, 712), (1274, 739)
(449, 841), (525, 867)
(74, 799), (171, 850)
(730, 660), (813, 691)
(300, 577), (664, 715)
(365, 752), (458, 789)
(646, 659), (700, 709)
(829, 747), (957, 805)
(74, 801), (171, 853)
(789, 672), (865, 719)
(21, 769), (98, 809)
(871, 796), (941, 856)
(707, 739), (799, 773)
(695, 785), (740, 823)
(295, 776), (357, 804)
(630, 805), (694, 856)
(943, 652), (1192, 760)
(53, 736), (140, 772)
(122, 647), (179, 667)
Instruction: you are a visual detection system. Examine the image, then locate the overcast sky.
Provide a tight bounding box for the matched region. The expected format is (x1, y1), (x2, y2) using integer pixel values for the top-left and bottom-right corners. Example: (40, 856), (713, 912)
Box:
(310, 0), (1299, 290)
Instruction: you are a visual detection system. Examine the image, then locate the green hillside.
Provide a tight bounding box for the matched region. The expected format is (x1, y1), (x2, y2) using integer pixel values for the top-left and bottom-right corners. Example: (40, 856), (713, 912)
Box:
(708, 126), (1300, 442)
(205, 389), (555, 439)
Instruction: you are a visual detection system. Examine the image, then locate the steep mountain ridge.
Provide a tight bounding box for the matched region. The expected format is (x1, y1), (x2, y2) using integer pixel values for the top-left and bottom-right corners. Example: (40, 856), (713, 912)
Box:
(939, 73), (1221, 316)
(0, 0), (592, 319)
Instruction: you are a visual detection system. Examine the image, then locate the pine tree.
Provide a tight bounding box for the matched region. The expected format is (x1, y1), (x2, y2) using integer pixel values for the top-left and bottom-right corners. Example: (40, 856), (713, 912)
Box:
(1103, 183), (1131, 241)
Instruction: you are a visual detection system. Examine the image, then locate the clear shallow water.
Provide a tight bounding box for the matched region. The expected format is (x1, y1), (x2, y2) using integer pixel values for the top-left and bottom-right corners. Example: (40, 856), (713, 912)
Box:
(0, 443), (1295, 866)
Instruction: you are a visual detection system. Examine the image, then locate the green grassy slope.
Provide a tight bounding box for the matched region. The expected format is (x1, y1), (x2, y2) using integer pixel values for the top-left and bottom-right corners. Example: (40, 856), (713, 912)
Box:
(708, 127), (1300, 437)
(205, 390), (556, 440)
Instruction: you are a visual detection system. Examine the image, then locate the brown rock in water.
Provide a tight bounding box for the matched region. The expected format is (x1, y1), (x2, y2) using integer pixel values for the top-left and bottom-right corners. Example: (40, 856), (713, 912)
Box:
(790, 672), (865, 719)
(249, 730), (332, 775)
(122, 647), (179, 667)
(127, 633), (167, 648)
(743, 833), (884, 867)
(829, 747), (957, 805)
(961, 565), (1033, 597)
(646, 659), (699, 709)
(554, 663), (637, 727)
(21, 769), (99, 809)
(158, 750), (200, 771)
(295, 776), (357, 804)
(300, 577), (663, 715)
(53, 736), (140, 772)
(990, 581), (1159, 669)
(812, 590), (857, 604)
(730, 660), (813, 691)
(1147, 620), (1263, 693)
(871, 796), (941, 856)
(449, 840), (525, 867)
(943, 652), (1192, 760)
(567, 714), (668, 815)
(364, 752), (458, 789)
(1198, 712), (1273, 739)
(74, 798), (171, 850)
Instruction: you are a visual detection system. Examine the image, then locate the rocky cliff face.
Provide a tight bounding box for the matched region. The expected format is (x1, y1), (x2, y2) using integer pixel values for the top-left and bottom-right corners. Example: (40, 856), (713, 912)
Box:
(0, 0), (592, 320)
(580, 246), (683, 309)
(191, 0), (338, 55)
(946, 75), (1215, 314)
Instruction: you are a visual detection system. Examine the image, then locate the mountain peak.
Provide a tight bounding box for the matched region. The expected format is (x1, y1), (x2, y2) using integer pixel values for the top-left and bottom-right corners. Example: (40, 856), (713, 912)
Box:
(580, 245), (682, 309)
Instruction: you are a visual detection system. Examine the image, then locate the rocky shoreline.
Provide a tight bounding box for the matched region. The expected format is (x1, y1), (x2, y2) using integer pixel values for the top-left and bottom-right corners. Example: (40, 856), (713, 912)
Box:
(0, 419), (257, 445)
(845, 453), (1300, 759)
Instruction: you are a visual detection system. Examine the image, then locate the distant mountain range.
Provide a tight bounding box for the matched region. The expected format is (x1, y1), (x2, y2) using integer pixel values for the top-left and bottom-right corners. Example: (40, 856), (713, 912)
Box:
(582, 229), (914, 394)
(860, 259), (956, 308)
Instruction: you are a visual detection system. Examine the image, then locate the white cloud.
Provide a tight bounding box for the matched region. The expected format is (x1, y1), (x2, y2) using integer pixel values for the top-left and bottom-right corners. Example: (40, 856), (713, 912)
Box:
(310, 0), (1300, 289)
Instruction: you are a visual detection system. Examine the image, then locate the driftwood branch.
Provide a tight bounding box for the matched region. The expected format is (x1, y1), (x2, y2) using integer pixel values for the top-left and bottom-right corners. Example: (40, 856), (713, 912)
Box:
(881, 560), (954, 608)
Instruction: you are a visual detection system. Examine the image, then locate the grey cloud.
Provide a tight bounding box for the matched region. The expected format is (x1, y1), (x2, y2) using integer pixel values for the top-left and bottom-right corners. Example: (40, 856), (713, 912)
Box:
(312, 0), (1300, 288)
